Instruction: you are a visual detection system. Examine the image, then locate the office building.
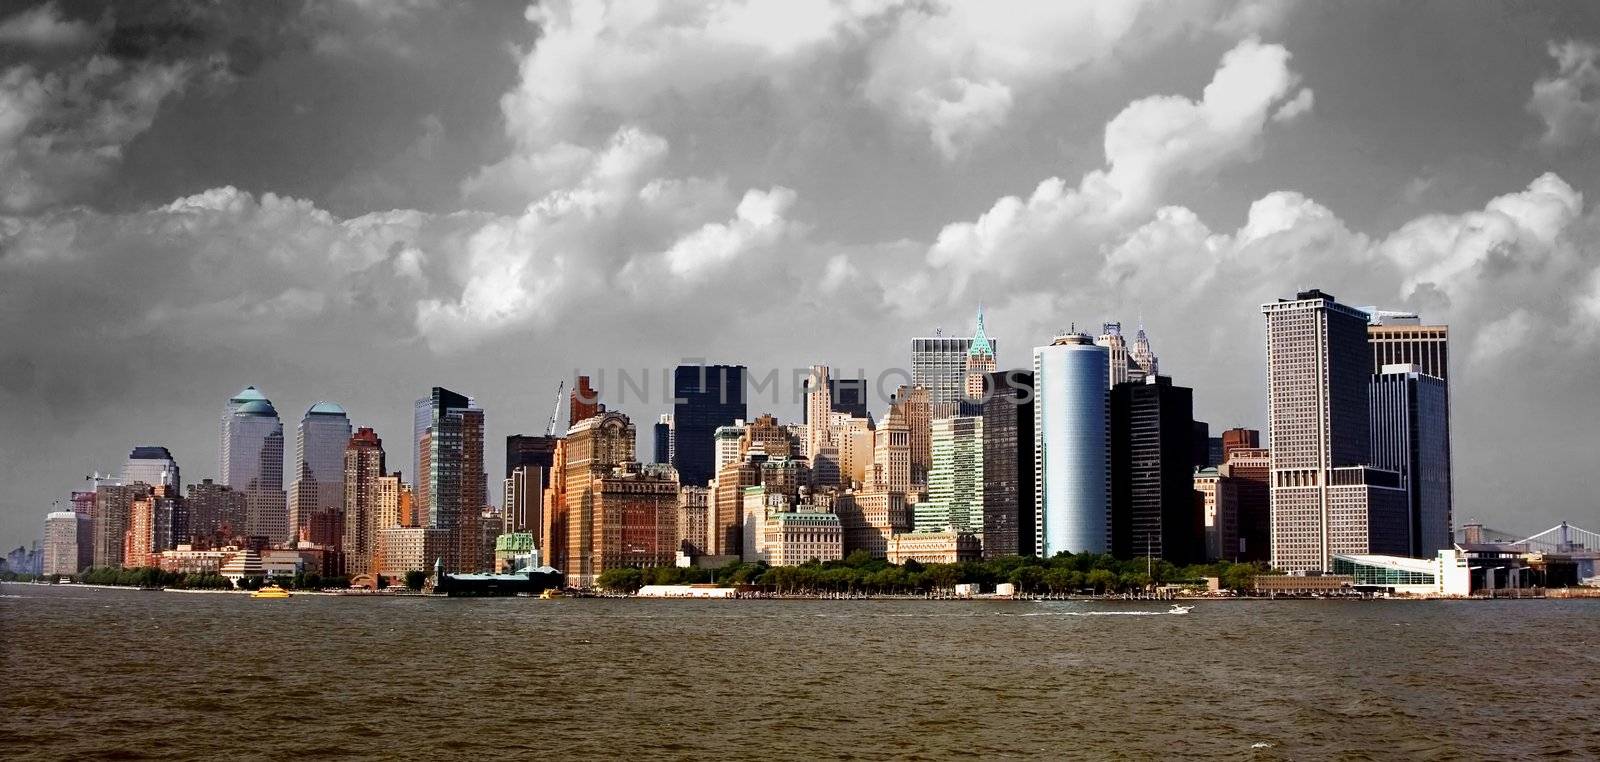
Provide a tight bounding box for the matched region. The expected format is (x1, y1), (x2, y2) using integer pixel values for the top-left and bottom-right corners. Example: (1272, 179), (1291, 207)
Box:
(1219, 428), (1260, 463)
(1033, 333), (1110, 556)
(1262, 290), (1409, 572)
(713, 420), (746, 475)
(561, 410), (636, 582)
(220, 386), (287, 542)
(342, 427), (385, 577)
(415, 387), (487, 572)
(804, 365), (833, 460)
(569, 374), (602, 427)
(677, 486), (711, 556)
(835, 489), (910, 558)
(980, 370), (1035, 558)
(964, 308), (997, 401)
(653, 414), (674, 465)
(1194, 467), (1238, 562)
(890, 385), (933, 487)
(378, 526), (452, 581)
(43, 510), (92, 576)
(504, 433), (557, 540)
(185, 479), (247, 544)
(886, 531), (983, 565)
(1370, 365), (1453, 558)
(288, 402), (352, 545)
(763, 509), (844, 566)
(918, 416), (984, 534)
(912, 309), (999, 417)
(1220, 447), (1270, 562)
(802, 373), (870, 423)
(121, 446), (180, 493)
(1111, 376), (1203, 564)
(1367, 312), (1448, 379)
(577, 463), (679, 587)
(672, 364), (748, 487)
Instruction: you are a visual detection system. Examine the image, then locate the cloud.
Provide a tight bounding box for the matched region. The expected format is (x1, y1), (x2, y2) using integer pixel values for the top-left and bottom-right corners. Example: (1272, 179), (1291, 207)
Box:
(0, 2), (101, 50)
(921, 37), (1309, 302)
(1529, 40), (1600, 148)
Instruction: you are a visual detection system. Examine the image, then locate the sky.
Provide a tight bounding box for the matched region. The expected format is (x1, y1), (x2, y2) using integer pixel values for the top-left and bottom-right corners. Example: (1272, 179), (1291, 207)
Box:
(2, 0), (1599, 550)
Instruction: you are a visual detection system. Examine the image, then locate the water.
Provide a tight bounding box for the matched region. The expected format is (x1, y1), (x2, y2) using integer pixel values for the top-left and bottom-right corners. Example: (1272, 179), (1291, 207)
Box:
(3, 584), (1597, 759)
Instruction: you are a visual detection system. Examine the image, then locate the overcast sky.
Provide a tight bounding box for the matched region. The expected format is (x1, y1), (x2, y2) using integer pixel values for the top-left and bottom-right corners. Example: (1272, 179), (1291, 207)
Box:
(3, 0), (1599, 550)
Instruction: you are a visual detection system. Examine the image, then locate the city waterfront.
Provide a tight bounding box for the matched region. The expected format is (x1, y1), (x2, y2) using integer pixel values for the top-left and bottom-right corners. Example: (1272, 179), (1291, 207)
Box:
(4, 584), (1597, 759)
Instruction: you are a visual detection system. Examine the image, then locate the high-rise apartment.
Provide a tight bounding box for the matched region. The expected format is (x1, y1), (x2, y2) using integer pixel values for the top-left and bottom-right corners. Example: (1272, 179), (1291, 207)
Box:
(342, 427), (385, 577)
(221, 386), (287, 542)
(1262, 290), (1408, 572)
(92, 483), (149, 569)
(289, 402), (352, 544)
(415, 387), (486, 572)
(672, 364), (748, 487)
(1033, 333), (1109, 556)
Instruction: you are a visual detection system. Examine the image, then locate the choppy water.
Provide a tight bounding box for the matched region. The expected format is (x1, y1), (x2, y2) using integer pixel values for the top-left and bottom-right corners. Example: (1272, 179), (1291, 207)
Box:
(3, 583), (1597, 759)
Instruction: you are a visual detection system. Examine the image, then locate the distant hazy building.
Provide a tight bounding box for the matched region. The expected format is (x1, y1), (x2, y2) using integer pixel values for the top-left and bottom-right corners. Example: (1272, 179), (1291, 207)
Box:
(979, 370), (1034, 558)
(672, 365), (748, 487)
(1263, 290), (1408, 572)
(43, 510), (91, 575)
(289, 402), (352, 545)
(1033, 333), (1110, 556)
(415, 387), (487, 572)
(221, 386), (287, 542)
(342, 427), (385, 577)
(1111, 376), (1203, 564)
(1370, 365), (1453, 558)
(121, 446), (180, 493)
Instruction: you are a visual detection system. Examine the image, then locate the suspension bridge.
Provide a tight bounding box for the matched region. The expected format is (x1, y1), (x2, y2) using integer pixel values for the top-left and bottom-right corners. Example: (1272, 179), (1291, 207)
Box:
(1456, 521), (1599, 580)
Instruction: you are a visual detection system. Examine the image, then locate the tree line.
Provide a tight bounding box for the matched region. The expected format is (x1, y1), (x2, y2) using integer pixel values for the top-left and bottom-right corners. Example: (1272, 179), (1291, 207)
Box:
(595, 552), (1272, 595)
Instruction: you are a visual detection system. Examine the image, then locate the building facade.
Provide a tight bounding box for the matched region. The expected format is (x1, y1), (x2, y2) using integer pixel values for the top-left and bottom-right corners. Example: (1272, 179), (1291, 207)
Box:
(415, 387), (487, 572)
(1033, 334), (1110, 556)
(341, 427), (385, 577)
(764, 509), (844, 566)
(672, 364), (748, 487)
(1111, 375), (1203, 564)
(121, 446), (180, 493)
(1370, 365), (1453, 558)
(43, 510), (91, 576)
(288, 402), (352, 545)
(1262, 290), (1409, 572)
(220, 386), (287, 542)
(980, 370), (1035, 558)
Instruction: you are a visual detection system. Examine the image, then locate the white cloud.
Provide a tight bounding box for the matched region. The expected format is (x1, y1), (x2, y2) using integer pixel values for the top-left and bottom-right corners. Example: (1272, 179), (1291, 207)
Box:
(1528, 40), (1600, 148)
(0, 2), (99, 49)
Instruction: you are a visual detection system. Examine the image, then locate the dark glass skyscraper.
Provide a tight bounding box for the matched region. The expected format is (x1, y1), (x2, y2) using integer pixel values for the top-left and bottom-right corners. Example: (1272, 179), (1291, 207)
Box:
(1111, 375), (1203, 564)
(980, 370), (1034, 557)
(415, 387), (486, 571)
(1370, 367), (1452, 557)
(672, 365), (747, 487)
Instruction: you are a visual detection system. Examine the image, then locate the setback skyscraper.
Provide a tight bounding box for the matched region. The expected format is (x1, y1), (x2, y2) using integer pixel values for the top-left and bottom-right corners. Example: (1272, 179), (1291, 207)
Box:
(1033, 333), (1110, 556)
(121, 446), (180, 493)
(415, 387), (487, 572)
(1262, 290), (1408, 572)
(289, 402), (352, 545)
(912, 308), (999, 417)
(220, 386), (287, 542)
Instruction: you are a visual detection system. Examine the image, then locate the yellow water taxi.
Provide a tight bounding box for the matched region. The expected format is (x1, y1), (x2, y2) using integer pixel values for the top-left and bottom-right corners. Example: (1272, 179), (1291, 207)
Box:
(251, 584), (291, 599)
(539, 588), (563, 599)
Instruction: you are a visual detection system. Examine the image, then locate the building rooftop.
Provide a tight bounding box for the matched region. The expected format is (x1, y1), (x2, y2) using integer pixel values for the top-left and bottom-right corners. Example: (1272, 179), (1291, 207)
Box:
(235, 400), (278, 417)
(306, 401), (347, 416)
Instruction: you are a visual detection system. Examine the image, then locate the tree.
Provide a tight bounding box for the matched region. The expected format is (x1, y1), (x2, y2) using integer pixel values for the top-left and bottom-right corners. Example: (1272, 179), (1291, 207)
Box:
(1086, 569), (1118, 593)
(404, 570), (427, 591)
(596, 567), (644, 593)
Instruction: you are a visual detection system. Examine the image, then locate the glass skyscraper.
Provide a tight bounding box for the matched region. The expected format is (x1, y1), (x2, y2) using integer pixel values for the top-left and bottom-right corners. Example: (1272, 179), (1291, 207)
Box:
(288, 402), (352, 543)
(121, 446), (179, 492)
(1033, 335), (1109, 556)
(220, 386), (287, 542)
(672, 365), (747, 487)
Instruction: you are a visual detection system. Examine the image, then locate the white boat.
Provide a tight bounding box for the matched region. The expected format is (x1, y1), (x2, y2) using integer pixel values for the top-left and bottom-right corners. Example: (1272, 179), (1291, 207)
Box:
(1167, 604), (1194, 614)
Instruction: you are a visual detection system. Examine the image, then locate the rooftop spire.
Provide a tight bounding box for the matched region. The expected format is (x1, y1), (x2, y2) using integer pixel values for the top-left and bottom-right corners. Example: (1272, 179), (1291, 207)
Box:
(967, 305), (993, 357)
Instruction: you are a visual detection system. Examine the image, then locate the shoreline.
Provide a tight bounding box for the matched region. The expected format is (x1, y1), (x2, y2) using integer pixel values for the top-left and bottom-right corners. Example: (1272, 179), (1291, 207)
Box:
(6, 580), (1593, 601)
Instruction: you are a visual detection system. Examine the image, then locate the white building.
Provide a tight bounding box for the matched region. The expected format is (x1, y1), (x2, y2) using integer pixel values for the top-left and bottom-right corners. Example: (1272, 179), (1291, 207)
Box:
(1331, 548), (1470, 597)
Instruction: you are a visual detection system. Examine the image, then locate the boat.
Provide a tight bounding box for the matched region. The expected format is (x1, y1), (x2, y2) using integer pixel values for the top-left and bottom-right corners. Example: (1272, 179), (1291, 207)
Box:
(539, 588), (564, 599)
(251, 584), (291, 599)
(1167, 604), (1194, 615)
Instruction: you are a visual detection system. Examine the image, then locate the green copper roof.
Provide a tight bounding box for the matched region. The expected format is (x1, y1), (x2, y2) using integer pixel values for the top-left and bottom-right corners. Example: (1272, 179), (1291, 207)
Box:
(495, 532), (535, 552)
(306, 401), (347, 416)
(230, 386), (267, 404)
(236, 399), (278, 417)
(968, 306), (993, 357)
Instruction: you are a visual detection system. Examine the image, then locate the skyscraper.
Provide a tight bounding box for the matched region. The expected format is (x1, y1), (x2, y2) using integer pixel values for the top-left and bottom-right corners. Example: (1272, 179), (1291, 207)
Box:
(1219, 428), (1261, 463)
(125, 485), (178, 568)
(121, 446), (180, 493)
(653, 414), (674, 465)
(342, 427), (385, 577)
(980, 370), (1034, 558)
(1367, 312), (1448, 378)
(804, 365), (833, 459)
(890, 385), (932, 488)
(1262, 290), (1408, 572)
(92, 483), (148, 569)
(1111, 375), (1203, 564)
(672, 364), (748, 487)
(562, 410), (638, 582)
(289, 402), (352, 544)
(43, 509), (91, 576)
(916, 416), (984, 534)
(505, 433), (557, 541)
(801, 373), (870, 422)
(220, 386), (287, 542)
(1370, 365), (1453, 558)
(1220, 447), (1270, 563)
(415, 387), (487, 572)
(912, 309), (999, 417)
(964, 308), (997, 402)
(1033, 333), (1109, 556)
(185, 478), (247, 544)
(569, 374), (602, 427)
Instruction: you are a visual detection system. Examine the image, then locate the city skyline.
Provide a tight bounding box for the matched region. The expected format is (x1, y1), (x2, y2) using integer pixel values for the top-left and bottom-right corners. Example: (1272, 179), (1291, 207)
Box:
(5, 1), (1600, 550)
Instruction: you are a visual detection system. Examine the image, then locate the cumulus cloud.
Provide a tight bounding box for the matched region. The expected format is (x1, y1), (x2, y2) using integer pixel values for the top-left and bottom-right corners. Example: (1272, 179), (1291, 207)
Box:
(0, 2), (101, 49)
(921, 37), (1309, 302)
(1529, 40), (1600, 148)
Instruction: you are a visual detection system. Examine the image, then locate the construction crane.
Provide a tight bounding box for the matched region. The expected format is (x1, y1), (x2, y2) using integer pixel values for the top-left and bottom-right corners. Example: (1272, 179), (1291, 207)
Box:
(545, 379), (565, 437)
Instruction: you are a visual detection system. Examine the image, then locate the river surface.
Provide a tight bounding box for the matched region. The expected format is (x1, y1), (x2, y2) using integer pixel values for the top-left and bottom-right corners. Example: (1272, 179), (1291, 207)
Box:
(2, 583), (1596, 760)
